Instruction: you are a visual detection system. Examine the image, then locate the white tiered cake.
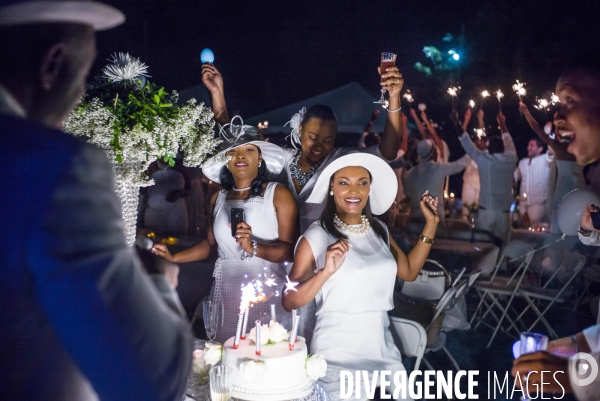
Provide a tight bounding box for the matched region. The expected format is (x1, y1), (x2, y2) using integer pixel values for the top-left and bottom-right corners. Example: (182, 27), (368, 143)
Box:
(222, 336), (314, 401)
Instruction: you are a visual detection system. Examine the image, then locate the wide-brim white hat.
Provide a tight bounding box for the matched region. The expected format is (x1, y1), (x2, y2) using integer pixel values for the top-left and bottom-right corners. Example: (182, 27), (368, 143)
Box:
(202, 135), (285, 185)
(0, 1), (125, 31)
(306, 153), (397, 215)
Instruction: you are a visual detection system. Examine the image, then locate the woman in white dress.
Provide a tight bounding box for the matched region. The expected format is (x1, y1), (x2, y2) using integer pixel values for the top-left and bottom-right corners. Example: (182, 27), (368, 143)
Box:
(201, 63), (404, 233)
(152, 119), (298, 343)
(282, 153), (439, 400)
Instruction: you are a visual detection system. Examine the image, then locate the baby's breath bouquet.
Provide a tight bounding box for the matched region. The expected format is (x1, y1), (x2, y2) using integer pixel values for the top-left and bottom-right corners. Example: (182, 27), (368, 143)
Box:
(64, 53), (219, 246)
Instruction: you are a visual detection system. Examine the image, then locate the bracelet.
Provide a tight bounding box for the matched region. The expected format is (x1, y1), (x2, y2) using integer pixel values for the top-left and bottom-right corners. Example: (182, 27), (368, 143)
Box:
(419, 234), (435, 244)
(572, 335), (579, 354)
(241, 240), (258, 260)
(387, 106), (401, 113)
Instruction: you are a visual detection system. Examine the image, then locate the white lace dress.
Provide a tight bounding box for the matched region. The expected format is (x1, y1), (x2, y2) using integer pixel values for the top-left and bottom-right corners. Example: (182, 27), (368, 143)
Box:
(300, 221), (410, 401)
(212, 182), (292, 343)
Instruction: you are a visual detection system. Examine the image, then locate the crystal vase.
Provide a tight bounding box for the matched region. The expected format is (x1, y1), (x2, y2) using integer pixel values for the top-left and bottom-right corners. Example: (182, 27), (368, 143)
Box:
(113, 175), (140, 247)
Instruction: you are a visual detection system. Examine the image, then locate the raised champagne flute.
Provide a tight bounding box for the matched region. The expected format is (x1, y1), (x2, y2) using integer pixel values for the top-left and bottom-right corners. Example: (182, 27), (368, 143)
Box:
(374, 52), (397, 109)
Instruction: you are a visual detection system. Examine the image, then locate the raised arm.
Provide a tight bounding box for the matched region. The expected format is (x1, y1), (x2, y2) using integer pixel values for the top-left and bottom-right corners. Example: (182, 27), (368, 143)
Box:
(37, 144), (192, 401)
(282, 238), (349, 311)
(497, 112), (517, 156)
(202, 64), (230, 125)
(400, 111), (409, 153)
(451, 110), (484, 162)
(409, 107), (427, 137)
(518, 102), (547, 140)
(390, 191), (439, 281)
(462, 108), (473, 133)
(421, 110), (444, 160)
(378, 67), (403, 160)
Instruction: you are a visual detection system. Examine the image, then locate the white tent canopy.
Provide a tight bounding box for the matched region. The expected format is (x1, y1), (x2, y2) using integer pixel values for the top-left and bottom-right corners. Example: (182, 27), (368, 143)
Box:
(246, 82), (388, 134)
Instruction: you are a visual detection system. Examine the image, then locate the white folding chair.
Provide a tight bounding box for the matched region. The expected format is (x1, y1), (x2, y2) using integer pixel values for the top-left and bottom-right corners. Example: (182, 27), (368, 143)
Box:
(389, 316), (427, 371)
(506, 252), (587, 339)
(470, 240), (535, 348)
(422, 282), (468, 371)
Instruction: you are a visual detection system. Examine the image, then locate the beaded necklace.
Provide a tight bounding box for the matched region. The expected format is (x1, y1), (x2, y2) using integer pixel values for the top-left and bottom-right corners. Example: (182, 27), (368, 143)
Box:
(333, 214), (371, 236)
(290, 151), (322, 188)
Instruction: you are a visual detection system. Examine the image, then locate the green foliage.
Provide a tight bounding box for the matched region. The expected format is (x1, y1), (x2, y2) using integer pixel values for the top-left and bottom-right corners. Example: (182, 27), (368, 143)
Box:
(414, 32), (462, 78)
(85, 77), (179, 163)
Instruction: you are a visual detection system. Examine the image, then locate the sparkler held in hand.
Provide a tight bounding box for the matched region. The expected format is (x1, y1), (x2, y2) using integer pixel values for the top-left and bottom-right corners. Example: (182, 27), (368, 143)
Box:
(512, 80), (527, 100)
(495, 89), (504, 112)
(447, 86), (460, 110)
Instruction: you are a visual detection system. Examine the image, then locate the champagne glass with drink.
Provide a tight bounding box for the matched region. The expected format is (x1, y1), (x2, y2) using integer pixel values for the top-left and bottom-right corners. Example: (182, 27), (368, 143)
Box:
(374, 52), (397, 108)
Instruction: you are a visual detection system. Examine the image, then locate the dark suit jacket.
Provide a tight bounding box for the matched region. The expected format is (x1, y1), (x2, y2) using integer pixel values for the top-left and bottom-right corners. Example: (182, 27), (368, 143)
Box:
(0, 114), (193, 400)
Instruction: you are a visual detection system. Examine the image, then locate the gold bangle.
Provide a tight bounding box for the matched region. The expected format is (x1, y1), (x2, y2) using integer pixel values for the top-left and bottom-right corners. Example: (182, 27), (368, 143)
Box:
(419, 234), (434, 244)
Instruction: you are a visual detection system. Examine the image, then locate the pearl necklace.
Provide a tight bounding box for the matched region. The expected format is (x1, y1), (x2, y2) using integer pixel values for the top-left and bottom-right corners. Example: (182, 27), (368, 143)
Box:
(290, 151), (322, 188)
(232, 185), (252, 192)
(333, 214), (370, 235)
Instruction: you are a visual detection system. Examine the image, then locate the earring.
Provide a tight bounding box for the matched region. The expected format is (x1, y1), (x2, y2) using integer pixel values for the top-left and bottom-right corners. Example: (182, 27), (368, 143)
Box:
(330, 190), (334, 196)
(259, 161), (262, 167)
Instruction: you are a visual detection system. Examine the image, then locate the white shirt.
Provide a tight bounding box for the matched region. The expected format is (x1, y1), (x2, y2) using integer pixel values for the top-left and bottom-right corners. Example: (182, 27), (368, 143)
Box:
(462, 156), (480, 188)
(459, 132), (518, 211)
(515, 153), (553, 206)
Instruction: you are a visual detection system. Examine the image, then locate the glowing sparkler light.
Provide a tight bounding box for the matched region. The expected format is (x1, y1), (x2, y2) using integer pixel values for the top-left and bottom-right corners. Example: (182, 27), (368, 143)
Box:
(264, 275), (277, 287)
(469, 100), (475, 108)
(495, 90), (504, 101)
(284, 275), (299, 294)
(475, 128), (486, 140)
(447, 87), (459, 97)
(512, 80), (527, 98)
(239, 281), (267, 314)
(403, 90), (414, 103)
(535, 98), (550, 110)
(481, 90), (490, 99)
(551, 93), (560, 105)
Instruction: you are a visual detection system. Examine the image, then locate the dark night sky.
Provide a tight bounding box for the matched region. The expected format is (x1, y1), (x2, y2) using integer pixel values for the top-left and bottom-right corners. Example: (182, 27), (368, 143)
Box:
(96, 0), (600, 161)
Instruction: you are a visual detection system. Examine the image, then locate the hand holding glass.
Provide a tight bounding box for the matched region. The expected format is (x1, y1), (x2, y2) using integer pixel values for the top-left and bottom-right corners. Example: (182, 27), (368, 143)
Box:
(519, 332), (548, 401)
(374, 52), (397, 109)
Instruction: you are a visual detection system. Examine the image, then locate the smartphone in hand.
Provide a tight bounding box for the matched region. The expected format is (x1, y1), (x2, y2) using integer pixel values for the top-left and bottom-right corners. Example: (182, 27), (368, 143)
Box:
(231, 208), (245, 237)
(591, 205), (600, 230)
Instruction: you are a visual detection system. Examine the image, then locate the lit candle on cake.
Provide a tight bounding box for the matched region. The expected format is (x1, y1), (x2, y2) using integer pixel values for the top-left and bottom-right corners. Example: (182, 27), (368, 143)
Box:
(240, 308), (249, 340)
(255, 320), (262, 355)
(270, 304), (277, 322)
(289, 314), (301, 350)
(234, 313), (244, 349)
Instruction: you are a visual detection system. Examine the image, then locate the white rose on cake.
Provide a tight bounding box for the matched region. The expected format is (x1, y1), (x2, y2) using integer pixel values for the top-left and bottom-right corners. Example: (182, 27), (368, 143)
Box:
(268, 321), (290, 343)
(248, 323), (270, 346)
(204, 342), (223, 366)
(305, 354), (327, 381)
(240, 360), (269, 384)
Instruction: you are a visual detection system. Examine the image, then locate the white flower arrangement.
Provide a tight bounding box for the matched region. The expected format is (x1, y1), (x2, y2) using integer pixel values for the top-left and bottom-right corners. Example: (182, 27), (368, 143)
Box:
(63, 53), (219, 246)
(305, 354), (327, 381)
(203, 342), (223, 366)
(240, 360), (269, 384)
(248, 321), (290, 345)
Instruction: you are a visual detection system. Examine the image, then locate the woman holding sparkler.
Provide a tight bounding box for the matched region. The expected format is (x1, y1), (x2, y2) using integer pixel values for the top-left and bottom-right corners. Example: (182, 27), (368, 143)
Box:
(518, 101), (584, 234)
(282, 153), (438, 400)
(152, 119), (298, 342)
